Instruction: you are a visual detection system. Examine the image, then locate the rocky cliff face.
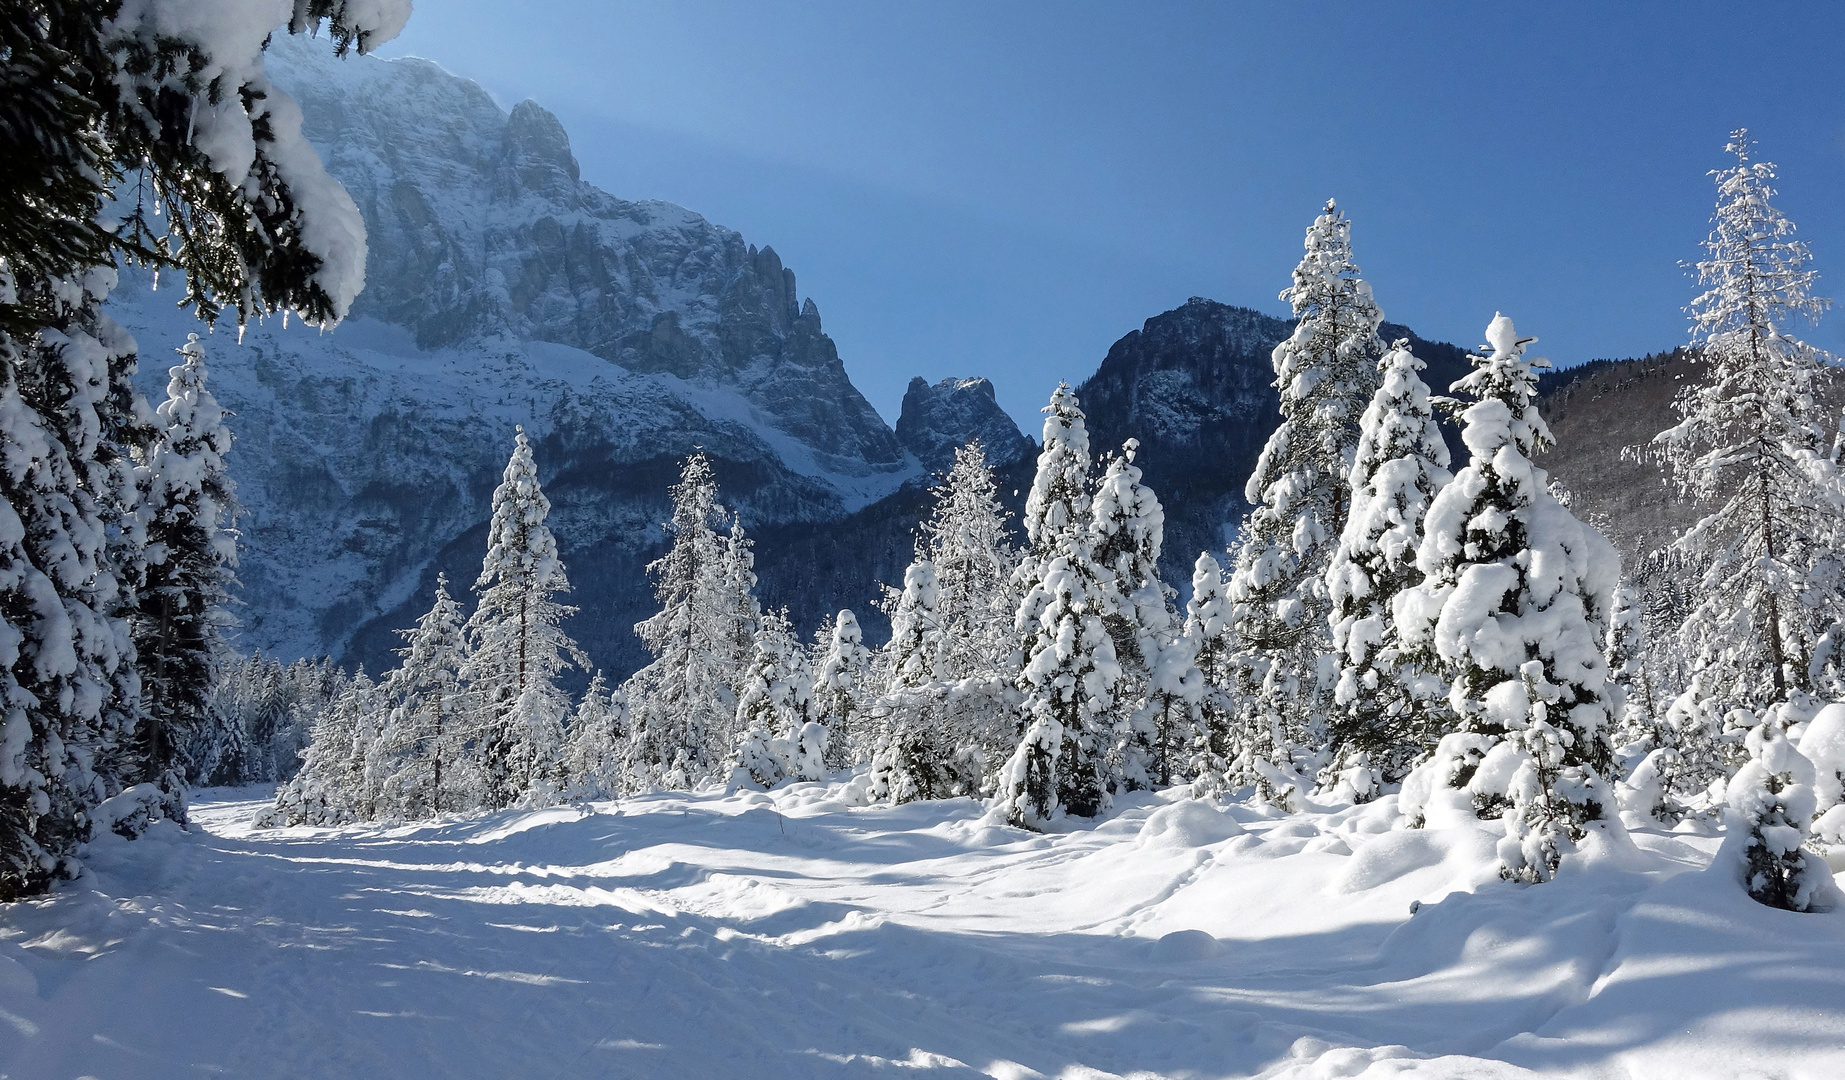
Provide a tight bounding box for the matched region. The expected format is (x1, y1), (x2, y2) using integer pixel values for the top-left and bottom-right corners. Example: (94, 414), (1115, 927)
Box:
(1075, 298), (1475, 584)
(269, 40), (905, 479)
(895, 376), (1033, 473)
(107, 40), (923, 678)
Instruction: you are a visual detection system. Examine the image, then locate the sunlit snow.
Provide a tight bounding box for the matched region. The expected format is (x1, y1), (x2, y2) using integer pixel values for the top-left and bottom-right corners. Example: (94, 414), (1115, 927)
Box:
(3, 785), (1839, 1078)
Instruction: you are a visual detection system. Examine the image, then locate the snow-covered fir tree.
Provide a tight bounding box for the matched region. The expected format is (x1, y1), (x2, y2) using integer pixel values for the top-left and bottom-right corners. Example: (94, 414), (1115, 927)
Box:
(811, 610), (872, 768)
(719, 515), (764, 716)
(1654, 131), (1842, 724)
(1090, 440), (1173, 789)
(1000, 556), (1124, 828)
(1397, 315), (1622, 884)
(563, 673), (628, 800)
(869, 558), (979, 803)
(1604, 584), (1689, 822)
(258, 668), (379, 829)
(1140, 623), (1206, 789)
(920, 440), (1018, 681)
(368, 575), (468, 819)
(1726, 702), (1829, 911)
(628, 453), (736, 788)
(1324, 340), (1454, 795)
(0, 2), (409, 896)
(992, 384), (1126, 825)
(0, 269), (148, 892)
(1015, 384), (1092, 602)
(1229, 199), (1386, 805)
(1184, 552), (1238, 788)
(130, 334), (241, 790)
(462, 428), (584, 809)
(886, 559), (944, 688)
(733, 609), (819, 788)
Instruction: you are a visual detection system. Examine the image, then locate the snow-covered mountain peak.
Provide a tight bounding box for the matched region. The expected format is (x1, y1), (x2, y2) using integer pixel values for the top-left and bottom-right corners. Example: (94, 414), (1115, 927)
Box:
(101, 37), (925, 671)
(895, 375), (1032, 473)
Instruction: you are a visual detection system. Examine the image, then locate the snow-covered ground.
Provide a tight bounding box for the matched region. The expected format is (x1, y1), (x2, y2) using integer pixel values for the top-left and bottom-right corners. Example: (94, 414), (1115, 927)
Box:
(3, 785), (1842, 1079)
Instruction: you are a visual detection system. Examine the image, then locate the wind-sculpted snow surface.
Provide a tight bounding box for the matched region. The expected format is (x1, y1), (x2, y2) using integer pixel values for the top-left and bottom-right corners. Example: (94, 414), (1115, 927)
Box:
(3, 788), (1841, 1078)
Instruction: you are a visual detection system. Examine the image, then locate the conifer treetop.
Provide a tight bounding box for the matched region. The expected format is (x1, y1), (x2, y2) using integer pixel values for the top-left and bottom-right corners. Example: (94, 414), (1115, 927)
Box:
(1024, 384), (1092, 557)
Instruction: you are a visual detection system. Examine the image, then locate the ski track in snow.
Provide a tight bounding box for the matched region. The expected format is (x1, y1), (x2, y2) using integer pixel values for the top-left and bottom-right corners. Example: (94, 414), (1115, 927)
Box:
(3, 786), (1843, 1080)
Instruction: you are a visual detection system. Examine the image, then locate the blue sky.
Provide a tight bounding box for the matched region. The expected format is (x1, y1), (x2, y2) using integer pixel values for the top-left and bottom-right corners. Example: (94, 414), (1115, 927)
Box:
(378, 1), (1845, 428)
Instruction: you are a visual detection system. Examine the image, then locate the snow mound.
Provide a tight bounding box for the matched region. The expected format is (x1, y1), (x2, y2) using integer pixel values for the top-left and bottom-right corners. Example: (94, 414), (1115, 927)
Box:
(1149, 928), (1220, 962)
(1136, 799), (1246, 848)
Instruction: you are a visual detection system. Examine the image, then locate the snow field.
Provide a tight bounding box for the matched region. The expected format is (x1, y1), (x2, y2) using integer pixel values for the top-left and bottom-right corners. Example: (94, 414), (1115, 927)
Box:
(2, 785), (1842, 1079)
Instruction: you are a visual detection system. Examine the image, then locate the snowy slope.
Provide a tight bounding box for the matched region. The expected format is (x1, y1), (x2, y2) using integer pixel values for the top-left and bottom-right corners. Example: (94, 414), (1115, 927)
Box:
(2, 786), (1840, 1079)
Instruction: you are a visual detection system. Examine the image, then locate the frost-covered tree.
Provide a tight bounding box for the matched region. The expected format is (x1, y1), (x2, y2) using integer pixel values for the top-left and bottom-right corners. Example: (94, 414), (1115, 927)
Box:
(811, 610), (872, 768)
(368, 575), (468, 819)
(1090, 440), (1173, 789)
(999, 557), (1123, 829)
(1397, 316), (1622, 884)
(563, 673), (627, 800)
(462, 428), (583, 809)
(1324, 340), (1454, 793)
(0, 278), (148, 889)
(719, 515), (763, 697)
(1, 2), (410, 895)
(1726, 702), (1828, 911)
(886, 559), (944, 689)
(1015, 384), (1092, 602)
(1140, 627), (1206, 789)
(258, 667), (379, 829)
(868, 559), (978, 803)
(130, 334), (241, 790)
(733, 609), (819, 788)
(1655, 131), (1841, 718)
(1605, 584), (1693, 822)
(627, 453), (736, 788)
(1230, 199), (1386, 801)
(1184, 552), (1238, 788)
(993, 384), (1126, 825)
(1091, 440), (1170, 668)
(920, 440), (1017, 680)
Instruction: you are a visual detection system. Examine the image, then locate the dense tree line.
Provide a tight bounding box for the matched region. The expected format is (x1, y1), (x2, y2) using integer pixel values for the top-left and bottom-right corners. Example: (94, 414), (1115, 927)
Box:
(4, 7), (1838, 919)
(268, 136), (1845, 912)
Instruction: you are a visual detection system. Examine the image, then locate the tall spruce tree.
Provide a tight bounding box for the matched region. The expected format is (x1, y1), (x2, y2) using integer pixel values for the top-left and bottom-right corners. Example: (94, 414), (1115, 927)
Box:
(811, 610), (872, 768)
(996, 385), (1125, 826)
(1654, 131), (1841, 720)
(1090, 440), (1172, 789)
(627, 453), (738, 788)
(131, 334), (240, 791)
(1324, 340), (1453, 793)
(1396, 316), (1622, 883)
(462, 428), (584, 809)
(1229, 199), (1386, 803)
(1014, 384), (1092, 603)
(369, 575), (468, 819)
(1184, 552), (1237, 789)
(733, 609), (817, 788)
(919, 440), (1017, 681)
